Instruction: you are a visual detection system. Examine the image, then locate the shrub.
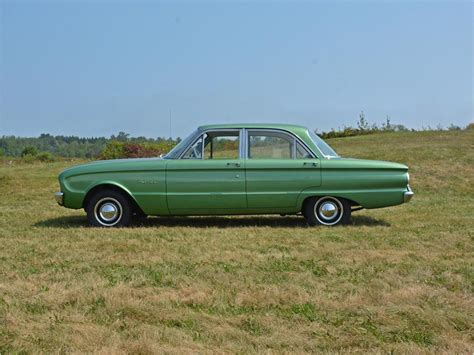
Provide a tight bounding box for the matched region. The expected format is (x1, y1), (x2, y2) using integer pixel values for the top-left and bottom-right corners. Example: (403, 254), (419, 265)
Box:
(21, 146), (38, 157)
(21, 154), (36, 163)
(317, 115), (413, 139)
(465, 123), (474, 130)
(36, 152), (55, 162)
(21, 152), (55, 163)
(99, 141), (125, 160)
(100, 141), (176, 160)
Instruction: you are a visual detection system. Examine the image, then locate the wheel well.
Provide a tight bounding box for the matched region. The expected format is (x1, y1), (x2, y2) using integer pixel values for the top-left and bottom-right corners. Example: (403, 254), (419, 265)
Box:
(302, 195), (359, 211)
(83, 184), (144, 215)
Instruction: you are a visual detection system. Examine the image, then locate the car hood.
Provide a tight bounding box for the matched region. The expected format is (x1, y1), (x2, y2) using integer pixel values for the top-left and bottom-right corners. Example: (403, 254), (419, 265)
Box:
(322, 157), (408, 170)
(59, 157), (167, 178)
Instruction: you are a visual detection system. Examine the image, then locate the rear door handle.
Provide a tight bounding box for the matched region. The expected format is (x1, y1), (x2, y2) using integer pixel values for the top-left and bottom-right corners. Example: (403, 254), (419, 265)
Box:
(303, 162), (319, 167)
(226, 162), (241, 167)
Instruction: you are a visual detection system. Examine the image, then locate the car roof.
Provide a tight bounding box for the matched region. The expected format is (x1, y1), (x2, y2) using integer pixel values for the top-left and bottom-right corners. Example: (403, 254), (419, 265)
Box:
(198, 123), (309, 132)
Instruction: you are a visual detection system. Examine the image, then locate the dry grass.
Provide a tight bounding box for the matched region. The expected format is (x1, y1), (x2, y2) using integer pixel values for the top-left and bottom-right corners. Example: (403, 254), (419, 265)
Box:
(0, 130), (473, 353)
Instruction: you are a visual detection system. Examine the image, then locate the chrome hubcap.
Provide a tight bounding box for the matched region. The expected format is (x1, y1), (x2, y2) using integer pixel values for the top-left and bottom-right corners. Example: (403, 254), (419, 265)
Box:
(319, 202), (338, 220)
(314, 196), (344, 226)
(99, 203), (119, 221)
(94, 197), (123, 226)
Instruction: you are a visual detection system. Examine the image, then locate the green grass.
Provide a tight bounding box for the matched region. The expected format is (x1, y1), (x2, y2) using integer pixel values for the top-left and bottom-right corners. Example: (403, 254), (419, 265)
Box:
(0, 130), (473, 353)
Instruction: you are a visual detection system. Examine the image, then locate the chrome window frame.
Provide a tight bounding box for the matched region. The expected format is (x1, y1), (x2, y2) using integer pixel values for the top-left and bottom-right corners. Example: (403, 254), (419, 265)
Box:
(307, 129), (339, 159)
(244, 128), (317, 160)
(163, 129), (201, 159)
(178, 128), (244, 160)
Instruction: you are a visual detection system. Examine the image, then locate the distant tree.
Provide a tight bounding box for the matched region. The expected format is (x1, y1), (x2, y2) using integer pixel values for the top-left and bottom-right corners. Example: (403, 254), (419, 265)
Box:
(393, 124), (408, 131)
(357, 111), (369, 131)
(382, 116), (392, 131)
(112, 132), (130, 142)
(447, 124), (461, 131)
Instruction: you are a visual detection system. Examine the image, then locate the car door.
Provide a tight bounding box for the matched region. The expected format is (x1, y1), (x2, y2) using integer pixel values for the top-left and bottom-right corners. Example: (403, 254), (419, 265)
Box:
(245, 129), (321, 209)
(166, 129), (247, 213)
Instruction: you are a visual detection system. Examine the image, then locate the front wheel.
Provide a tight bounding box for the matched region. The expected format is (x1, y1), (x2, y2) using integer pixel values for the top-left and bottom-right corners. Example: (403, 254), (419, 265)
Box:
(303, 196), (351, 226)
(86, 190), (132, 227)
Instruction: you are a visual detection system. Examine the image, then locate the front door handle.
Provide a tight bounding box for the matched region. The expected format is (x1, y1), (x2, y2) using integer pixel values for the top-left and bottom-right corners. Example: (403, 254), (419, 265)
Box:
(226, 162), (241, 167)
(303, 162), (319, 167)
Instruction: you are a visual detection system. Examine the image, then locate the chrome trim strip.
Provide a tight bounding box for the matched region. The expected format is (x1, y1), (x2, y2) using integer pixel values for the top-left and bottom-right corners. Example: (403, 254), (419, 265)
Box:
(241, 128), (247, 159)
(54, 192), (64, 206)
(404, 185), (414, 203)
(201, 133), (205, 158)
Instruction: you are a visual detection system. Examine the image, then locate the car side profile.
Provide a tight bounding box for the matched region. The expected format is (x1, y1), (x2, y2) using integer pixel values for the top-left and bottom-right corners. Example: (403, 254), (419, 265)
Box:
(55, 124), (413, 227)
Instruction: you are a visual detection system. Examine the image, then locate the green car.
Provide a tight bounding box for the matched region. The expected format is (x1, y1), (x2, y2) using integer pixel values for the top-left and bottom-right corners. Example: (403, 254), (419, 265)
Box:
(55, 124), (413, 227)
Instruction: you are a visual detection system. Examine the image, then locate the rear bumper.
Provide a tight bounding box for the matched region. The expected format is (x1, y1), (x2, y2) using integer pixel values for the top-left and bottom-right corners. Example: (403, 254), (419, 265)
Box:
(54, 192), (64, 206)
(403, 185), (414, 203)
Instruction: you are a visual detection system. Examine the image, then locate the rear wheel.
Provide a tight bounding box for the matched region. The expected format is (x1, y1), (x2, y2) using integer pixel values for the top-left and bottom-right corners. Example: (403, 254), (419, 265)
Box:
(86, 190), (132, 227)
(303, 196), (351, 226)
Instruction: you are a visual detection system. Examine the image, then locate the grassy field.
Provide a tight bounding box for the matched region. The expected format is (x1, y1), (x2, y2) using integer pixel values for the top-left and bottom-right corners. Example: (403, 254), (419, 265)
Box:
(0, 130), (473, 353)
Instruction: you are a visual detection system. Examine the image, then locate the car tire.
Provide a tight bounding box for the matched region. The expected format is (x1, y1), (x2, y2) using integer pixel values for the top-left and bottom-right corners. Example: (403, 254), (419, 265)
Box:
(303, 196), (351, 226)
(132, 210), (148, 225)
(86, 190), (132, 227)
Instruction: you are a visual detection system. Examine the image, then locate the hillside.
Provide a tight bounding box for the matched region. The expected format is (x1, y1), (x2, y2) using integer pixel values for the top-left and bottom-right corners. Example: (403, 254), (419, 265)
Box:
(0, 130), (473, 353)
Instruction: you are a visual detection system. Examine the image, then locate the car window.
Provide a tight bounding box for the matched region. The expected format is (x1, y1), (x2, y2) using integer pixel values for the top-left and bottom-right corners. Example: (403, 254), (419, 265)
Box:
(182, 135), (204, 159)
(248, 130), (297, 159)
(296, 141), (312, 159)
(164, 129), (199, 159)
(308, 130), (339, 158)
(204, 131), (240, 159)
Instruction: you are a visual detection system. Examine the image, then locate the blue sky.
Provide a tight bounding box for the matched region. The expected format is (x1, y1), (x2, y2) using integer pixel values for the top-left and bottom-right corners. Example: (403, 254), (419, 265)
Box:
(0, 1), (472, 138)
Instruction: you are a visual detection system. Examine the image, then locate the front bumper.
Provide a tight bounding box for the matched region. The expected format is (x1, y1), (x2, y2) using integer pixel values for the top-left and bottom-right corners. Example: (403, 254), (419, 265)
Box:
(404, 185), (414, 203)
(54, 192), (64, 206)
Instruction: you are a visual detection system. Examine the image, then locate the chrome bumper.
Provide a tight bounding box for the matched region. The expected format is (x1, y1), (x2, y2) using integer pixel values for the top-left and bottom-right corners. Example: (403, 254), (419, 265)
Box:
(54, 192), (64, 206)
(404, 185), (414, 203)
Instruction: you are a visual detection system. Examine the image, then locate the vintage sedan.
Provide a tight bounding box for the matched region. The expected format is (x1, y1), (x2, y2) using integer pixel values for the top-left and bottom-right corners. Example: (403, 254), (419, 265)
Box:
(55, 124), (413, 227)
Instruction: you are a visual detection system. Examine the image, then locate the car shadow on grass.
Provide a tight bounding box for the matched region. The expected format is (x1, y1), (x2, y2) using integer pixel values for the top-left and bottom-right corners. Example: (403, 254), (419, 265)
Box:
(35, 214), (390, 228)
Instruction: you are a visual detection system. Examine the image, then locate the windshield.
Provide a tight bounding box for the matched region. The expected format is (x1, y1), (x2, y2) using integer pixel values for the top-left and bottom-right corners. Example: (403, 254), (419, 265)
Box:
(163, 129), (200, 159)
(308, 130), (339, 158)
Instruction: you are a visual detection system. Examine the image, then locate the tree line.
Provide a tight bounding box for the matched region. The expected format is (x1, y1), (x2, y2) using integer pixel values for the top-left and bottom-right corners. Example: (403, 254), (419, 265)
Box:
(316, 112), (468, 139)
(1, 116), (471, 160)
(0, 132), (180, 159)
